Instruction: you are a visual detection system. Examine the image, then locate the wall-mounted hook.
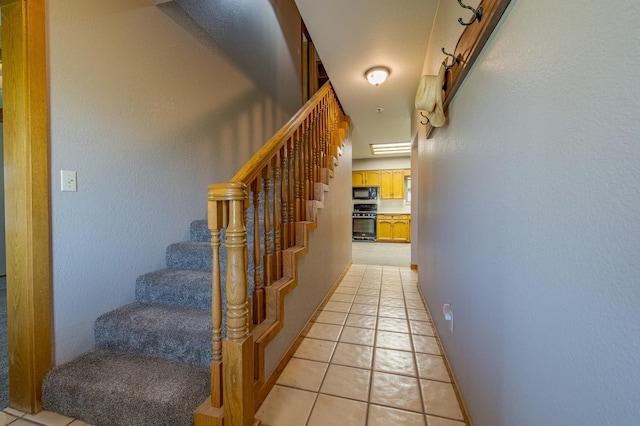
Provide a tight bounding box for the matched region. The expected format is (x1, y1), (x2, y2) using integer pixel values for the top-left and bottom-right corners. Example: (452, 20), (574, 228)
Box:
(441, 47), (461, 70)
(420, 112), (430, 126)
(457, 0), (482, 26)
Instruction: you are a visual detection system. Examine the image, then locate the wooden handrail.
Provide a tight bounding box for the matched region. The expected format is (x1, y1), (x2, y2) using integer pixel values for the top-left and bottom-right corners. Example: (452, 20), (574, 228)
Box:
(196, 82), (348, 426)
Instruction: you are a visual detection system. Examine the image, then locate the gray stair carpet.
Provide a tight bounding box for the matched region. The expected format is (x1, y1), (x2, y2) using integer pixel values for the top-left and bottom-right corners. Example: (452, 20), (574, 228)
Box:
(42, 219), (235, 426)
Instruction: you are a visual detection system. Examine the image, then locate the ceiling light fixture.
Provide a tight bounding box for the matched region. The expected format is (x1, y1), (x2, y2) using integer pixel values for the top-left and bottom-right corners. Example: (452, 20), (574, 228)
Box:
(370, 142), (412, 156)
(364, 66), (391, 86)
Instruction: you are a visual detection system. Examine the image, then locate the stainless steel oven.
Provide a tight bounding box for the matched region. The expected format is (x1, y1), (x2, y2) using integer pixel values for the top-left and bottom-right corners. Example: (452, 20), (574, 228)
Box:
(352, 204), (377, 241)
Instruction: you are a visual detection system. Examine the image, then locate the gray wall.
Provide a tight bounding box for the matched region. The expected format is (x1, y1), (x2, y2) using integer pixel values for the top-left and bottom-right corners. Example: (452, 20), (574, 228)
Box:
(47, 0), (302, 363)
(416, 0), (640, 425)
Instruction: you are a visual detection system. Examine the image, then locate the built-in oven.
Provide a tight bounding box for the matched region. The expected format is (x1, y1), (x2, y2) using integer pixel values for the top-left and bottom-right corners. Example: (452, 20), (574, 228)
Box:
(352, 186), (379, 200)
(352, 203), (378, 241)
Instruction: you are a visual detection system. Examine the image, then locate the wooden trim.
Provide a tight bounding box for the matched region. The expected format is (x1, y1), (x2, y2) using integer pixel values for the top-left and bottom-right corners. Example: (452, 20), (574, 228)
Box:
(1, 0), (52, 413)
(426, 0), (512, 138)
(410, 264), (418, 270)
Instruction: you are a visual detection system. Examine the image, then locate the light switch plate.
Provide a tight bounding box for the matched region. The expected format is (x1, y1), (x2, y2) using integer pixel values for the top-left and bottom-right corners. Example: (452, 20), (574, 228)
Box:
(61, 170), (77, 192)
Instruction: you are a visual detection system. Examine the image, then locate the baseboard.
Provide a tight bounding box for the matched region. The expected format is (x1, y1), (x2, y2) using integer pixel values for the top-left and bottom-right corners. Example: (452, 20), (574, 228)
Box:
(410, 264), (418, 270)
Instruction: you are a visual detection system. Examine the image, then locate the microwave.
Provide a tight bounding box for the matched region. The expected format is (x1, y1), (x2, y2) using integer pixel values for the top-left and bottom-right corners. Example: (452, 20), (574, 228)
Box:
(352, 186), (379, 200)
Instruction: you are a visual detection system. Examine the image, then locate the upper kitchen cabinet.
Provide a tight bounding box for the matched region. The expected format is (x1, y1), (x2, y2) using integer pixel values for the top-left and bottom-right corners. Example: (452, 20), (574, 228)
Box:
(380, 170), (406, 199)
(352, 170), (381, 187)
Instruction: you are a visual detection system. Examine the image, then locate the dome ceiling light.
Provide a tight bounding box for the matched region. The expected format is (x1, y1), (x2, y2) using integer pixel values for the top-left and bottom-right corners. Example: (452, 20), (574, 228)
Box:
(364, 66), (391, 86)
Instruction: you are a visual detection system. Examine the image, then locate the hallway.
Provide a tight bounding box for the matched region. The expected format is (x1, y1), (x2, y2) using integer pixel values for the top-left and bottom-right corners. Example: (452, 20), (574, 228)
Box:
(256, 262), (467, 425)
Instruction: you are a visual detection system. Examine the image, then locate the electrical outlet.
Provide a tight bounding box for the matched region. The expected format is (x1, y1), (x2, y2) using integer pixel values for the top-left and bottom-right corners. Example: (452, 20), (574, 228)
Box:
(443, 303), (453, 333)
(61, 170), (77, 192)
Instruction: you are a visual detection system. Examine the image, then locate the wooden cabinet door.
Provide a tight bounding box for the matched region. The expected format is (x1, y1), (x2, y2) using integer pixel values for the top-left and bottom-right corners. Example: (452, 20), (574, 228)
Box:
(352, 171), (365, 186)
(376, 217), (393, 241)
(391, 170), (405, 199)
(392, 219), (410, 242)
(365, 171), (381, 186)
(379, 171), (393, 198)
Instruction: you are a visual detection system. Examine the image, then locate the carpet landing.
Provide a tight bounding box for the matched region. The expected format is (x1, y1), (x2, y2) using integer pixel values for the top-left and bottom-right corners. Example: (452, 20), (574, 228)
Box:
(42, 220), (222, 426)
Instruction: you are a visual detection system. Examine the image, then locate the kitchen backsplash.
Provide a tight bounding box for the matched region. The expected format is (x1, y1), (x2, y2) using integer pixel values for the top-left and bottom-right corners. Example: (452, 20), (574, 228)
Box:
(377, 198), (411, 214)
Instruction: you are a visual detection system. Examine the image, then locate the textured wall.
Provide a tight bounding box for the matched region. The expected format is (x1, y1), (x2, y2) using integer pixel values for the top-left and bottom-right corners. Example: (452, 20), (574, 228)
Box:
(416, 0), (640, 424)
(48, 0), (301, 363)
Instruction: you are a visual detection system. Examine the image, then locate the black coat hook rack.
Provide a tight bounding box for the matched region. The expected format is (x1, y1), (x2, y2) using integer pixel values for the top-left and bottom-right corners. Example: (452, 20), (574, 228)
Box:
(420, 112), (430, 126)
(442, 48), (461, 70)
(457, 0), (483, 26)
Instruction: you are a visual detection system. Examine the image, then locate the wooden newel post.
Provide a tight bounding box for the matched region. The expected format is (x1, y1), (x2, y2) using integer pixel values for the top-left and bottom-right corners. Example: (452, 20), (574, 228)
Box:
(210, 182), (256, 426)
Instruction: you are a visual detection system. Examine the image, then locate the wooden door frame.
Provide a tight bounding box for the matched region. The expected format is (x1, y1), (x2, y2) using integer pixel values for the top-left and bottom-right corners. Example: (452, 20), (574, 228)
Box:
(1, 0), (52, 413)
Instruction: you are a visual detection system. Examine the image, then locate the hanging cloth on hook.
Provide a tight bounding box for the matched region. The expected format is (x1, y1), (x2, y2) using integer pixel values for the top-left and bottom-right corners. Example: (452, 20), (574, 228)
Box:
(414, 63), (447, 127)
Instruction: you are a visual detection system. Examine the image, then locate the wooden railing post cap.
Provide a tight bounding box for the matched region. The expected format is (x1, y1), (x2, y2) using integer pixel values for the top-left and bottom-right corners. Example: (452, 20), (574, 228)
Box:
(208, 182), (247, 201)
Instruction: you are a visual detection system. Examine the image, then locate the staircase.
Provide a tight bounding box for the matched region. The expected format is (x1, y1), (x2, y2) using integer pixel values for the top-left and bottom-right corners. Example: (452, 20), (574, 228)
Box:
(41, 83), (349, 426)
(42, 220), (223, 426)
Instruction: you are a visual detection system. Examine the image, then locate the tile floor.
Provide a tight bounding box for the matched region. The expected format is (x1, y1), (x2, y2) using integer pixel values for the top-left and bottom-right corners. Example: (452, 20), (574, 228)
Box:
(256, 264), (467, 426)
(0, 407), (87, 426)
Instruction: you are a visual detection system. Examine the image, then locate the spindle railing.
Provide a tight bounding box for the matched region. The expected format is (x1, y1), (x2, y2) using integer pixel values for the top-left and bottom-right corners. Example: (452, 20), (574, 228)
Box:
(195, 83), (349, 426)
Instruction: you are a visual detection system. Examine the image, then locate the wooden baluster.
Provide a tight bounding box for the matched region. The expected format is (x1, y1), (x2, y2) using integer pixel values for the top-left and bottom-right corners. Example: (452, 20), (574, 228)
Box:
(280, 144), (289, 252)
(251, 178), (264, 325)
(288, 137), (296, 248)
(294, 128), (302, 224)
(262, 165), (273, 285)
(272, 154), (282, 280)
(208, 199), (226, 408)
(313, 109), (320, 184)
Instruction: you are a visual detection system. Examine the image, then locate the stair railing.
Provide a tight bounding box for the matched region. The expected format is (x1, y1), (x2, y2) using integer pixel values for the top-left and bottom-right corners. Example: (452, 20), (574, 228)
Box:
(197, 83), (348, 426)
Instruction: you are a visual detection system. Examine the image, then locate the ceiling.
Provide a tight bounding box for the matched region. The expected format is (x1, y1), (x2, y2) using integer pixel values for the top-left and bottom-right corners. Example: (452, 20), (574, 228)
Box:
(295, 0), (439, 159)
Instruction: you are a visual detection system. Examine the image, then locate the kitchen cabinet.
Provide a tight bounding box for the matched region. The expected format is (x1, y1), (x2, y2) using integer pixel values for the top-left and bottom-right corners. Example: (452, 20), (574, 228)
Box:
(376, 214), (411, 242)
(352, 170), (381, 186)
(380, 170), (406, 199)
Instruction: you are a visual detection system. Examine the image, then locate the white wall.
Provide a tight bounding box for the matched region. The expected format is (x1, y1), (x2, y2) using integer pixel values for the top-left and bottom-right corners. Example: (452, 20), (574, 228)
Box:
(48, 0), (301, 363)
(352, 157), (410, 171)
(416, 1), (640, 425)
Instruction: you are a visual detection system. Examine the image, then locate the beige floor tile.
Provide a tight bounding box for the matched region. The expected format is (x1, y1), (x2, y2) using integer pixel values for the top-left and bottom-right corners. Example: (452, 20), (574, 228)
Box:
(353, 295), (378, 305)
(421, 380), (464, 421)
(368, 404), (426, 426)
(359, 282), (381, 289)
(374, 347), (417, 376)
(408, 309), (430, 321)
(256, 385), (317, 426)
(331, 342), (373, 369)
(307, 394), (367, 426)
(413, 335), (442, 355)
(350, 303), (378, 315)
(340, 326), (375, 346)
(380, 298), (405, 308)
(305, 323), (343, 341)
(2, 408), (24, 418)
(415, 353), (450, 382)
(376, 330), (413, 351)
(426, 415), (466, 426)
(381, 289), (404, 297)
(315, 311), (348, 326)
(370, 371), (423, 412)
(294, 338), (337, 363)
(406, 300), (426, 310)
(322, 300), (352, 313)
(0, 412), (18, 426)
(378, 306), (408, 319)
(10, 420), (48, 426)
(403, 290), (422, 300)
(410, 320), (436, 336)
(335, 285), (358, 294)
(320, 364), (371, 401)
(330, 293), (355, 303)
(377, 317), (410, 333)
(339, 280), (360, 288)
(24, 411), (74, 426)
(345, 313), (377, 329)
(356, 288), (380, 297)
(276, 358), (328, 391)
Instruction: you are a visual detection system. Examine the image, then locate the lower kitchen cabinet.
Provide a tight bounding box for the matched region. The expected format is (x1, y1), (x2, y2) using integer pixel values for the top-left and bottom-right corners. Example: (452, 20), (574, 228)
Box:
(376, 214), (410, 242)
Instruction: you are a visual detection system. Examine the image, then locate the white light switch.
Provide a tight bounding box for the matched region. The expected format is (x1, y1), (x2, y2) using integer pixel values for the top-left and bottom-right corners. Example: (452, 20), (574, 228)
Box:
(61, 170), (77, 192)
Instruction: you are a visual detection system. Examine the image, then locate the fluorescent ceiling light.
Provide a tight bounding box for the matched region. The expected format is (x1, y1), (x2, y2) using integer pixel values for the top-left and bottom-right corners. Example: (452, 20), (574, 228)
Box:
(370, 142), (411, 156)
(364, 66), (391, 86)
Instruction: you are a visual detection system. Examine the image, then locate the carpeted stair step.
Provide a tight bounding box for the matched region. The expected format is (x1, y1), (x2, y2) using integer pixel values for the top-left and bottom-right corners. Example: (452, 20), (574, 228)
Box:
(190, 220), (210, 242)
(95, 303), (212, 367)
(166, 241), (213, 271)
(42, 349), (210, 426)
(136, 268), (213, 310)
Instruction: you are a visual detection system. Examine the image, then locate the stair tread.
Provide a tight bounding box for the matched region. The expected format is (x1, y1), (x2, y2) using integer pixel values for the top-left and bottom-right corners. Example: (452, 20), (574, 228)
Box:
(42, 349), (210, 426)
(95, 302), (212, 367)
(136, 268), (212, 309)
